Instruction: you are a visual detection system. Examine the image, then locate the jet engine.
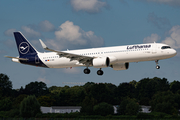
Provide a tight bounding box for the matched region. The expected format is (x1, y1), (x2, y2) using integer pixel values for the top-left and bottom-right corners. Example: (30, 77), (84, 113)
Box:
(111, 63), (129, 70)
(93, 57), (110, 68)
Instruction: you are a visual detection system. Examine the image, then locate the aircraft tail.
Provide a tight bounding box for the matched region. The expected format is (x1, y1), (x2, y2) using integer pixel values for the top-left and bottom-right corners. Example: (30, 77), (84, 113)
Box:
(14, 32), (38, 57)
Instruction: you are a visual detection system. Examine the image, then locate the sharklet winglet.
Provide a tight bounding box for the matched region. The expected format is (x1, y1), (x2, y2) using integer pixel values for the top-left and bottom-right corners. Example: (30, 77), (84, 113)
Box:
(39, 39), (48, 49)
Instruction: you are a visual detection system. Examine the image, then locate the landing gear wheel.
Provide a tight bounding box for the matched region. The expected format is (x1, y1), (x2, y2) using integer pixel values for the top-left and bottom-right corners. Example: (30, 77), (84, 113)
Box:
(156, 65), (160, 69)
(97, 69), (104, 76)
(155, 60), (160, 69)
(84, 68), (90, 74)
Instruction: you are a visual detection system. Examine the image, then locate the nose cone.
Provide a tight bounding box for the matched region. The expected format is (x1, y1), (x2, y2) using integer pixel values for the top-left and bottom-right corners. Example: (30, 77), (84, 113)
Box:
(171, 49), (177, 56)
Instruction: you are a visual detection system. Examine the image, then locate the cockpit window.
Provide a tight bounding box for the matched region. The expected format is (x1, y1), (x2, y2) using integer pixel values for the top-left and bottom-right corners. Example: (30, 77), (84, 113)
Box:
(161, 46), (171, 49)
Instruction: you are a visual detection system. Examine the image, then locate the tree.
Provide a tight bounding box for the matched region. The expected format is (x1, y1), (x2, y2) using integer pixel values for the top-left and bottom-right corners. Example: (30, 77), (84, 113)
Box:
(0, 73), (12, 96)
(136, 78), (151, 100)
(37, 95), (55, 107)
(117, 82), (136, 100)
(65, 86), (86, 106)
(150, 91), (180, 115)
(24, 81), (49, 97)
(93, 102), (114, 116)
(118, 97), (140, 115)
(87, 83), (115, 104)
(80, 96), (97, 115)
(136, 77), (169, 100)
(0, 97), (12, 111)
(170, 81), (180, 93)
(126, 100), (140, 115)
(20, 95), (41, 117)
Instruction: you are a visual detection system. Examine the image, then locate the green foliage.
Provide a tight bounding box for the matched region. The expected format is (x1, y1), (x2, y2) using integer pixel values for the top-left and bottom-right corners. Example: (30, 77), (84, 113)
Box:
(154, 102), (177, 115)
(84, 83), (117, 104)
(12, 94), (28, 107)
(6, 108), (20, 118)
(136, 77), (169, 100)
(37, 95), (55, 107)
(93, 102), (114, 116)
(0, 97), (12, 111)
(137, 112), (154, 119)
(118, 97), (140, 115)
(126, 100), (140, 115)
(150, 91), (180, 115)
(24, 81), (49, 97)
(20, 95), (41, 118)
(80, 96), (97, 115)
(139, 97), (150, 105)
(117, 82), (136, 100)
(49, 85), (86, 106)
(170, 80), (180, 93)
(0, 73), (12, 97)
(2, 73), (180, 118)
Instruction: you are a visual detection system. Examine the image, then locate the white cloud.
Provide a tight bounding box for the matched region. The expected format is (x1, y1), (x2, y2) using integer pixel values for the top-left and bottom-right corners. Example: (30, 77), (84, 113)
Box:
(4, 20), (104, 51)
(38, 20), (55, 32)
(143, 26), (180, 49)
(70, 0), (108, 14)
(46, 39), (63, 50)
(51, 21), (104, 50)
(37, 69), (50, 84)
(37, 77), (50, 84)
(21, 26), (41, 38)
(55, 21), (86, 45)
(136, 0), (180, 7)
(143, 33), (161, 43)
(4, 29), (17, 37)
(63, 67), (81, 74)
(162, 25), (180, 49)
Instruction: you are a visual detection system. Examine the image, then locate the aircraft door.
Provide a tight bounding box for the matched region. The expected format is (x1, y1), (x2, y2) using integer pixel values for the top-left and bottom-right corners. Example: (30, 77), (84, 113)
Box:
(152, 43), (157, 54)
(35, 55), (39, 64)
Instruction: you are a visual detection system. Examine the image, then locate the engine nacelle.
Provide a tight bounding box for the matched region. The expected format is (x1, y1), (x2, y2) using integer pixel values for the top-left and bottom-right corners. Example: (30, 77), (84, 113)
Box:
(108, 56), (117, 64)
(93, 57), (110, 68)
(111, 63), (129, 70)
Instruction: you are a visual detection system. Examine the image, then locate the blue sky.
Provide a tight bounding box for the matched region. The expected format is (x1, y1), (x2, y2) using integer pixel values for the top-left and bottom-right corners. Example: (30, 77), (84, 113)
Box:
(1, 0), (180, 89)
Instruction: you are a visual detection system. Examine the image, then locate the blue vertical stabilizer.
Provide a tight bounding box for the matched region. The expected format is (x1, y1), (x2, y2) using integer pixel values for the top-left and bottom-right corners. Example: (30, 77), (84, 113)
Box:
(14, 32), (38, 57)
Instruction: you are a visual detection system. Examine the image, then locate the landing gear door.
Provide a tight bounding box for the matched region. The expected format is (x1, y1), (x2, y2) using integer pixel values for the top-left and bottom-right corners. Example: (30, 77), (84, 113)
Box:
(152, 43), (157, 54)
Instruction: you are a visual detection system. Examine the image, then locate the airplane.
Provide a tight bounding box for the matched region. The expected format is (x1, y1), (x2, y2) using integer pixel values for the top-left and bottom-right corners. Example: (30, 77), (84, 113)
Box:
(5, 32), (177, 75)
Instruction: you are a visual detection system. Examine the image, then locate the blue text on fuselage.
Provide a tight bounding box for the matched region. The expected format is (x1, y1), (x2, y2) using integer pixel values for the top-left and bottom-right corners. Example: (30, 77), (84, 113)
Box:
(127, 45), (151, 49)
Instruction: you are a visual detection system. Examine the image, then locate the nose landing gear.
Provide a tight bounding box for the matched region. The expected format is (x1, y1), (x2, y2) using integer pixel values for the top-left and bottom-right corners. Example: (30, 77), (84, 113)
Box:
(155, 60), (160, 69)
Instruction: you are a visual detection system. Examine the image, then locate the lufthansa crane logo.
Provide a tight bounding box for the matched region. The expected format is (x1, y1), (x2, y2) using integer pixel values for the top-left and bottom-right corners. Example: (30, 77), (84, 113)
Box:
(19, 42), (29, 54)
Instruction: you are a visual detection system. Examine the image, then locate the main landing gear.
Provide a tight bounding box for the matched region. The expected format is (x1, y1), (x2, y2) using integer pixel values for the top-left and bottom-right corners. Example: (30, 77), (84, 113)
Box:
(97, 68), (103, 76)
(84, 68), (90, 74)
(83, 68), (104, 76)
(155, 60), (160, 69)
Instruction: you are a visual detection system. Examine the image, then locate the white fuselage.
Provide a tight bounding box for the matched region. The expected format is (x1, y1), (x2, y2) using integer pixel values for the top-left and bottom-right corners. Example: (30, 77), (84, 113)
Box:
(37, 43), (176, 68)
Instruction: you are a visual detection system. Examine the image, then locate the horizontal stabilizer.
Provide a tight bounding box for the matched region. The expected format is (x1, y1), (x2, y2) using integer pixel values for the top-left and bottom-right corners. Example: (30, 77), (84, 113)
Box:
(5, 56), (28, 61)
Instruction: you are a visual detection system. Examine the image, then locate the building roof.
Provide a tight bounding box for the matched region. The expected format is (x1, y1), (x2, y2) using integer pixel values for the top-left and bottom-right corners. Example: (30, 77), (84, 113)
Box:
(52, 106), (81, 109)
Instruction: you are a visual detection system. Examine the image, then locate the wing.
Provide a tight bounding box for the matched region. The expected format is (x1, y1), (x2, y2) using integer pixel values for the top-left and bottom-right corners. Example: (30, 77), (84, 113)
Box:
(39, 39), (94, 66)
